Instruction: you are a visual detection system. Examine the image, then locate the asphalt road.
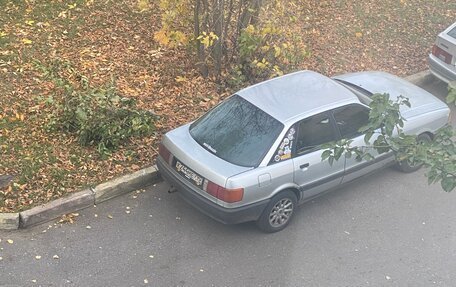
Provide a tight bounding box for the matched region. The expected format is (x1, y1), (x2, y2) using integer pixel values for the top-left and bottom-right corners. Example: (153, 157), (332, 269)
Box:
(1, 77), (455, 287)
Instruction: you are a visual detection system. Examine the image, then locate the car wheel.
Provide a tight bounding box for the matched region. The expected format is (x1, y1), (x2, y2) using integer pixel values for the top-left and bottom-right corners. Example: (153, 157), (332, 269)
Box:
(396, 133), (432, 173)
(256, 190), (297, 233)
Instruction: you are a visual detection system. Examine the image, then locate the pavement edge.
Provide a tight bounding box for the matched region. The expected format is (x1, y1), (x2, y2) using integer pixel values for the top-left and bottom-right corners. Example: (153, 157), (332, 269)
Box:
(0, 165), (161, 230)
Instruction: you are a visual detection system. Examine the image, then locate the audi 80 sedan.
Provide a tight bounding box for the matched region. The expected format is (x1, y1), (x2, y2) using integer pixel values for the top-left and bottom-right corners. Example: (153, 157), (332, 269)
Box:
(157, 71), (450, 232)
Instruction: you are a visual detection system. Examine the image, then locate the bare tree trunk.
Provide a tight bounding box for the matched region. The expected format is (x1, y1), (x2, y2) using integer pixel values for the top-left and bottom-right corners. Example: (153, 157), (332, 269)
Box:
(237, 0), (251, 34)
(213, 0), (224, 77)
(237, 0), (263, 30)
(249, 0), (262, 26)
(222, 0), (234, 60)
(194, 0), (208, 77)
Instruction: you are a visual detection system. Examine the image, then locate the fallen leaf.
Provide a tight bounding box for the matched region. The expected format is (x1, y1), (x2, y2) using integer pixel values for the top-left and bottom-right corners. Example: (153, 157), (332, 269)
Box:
(175, 76), (187, 83)
(355, 32), (363, 38)
(22, 39), (33, 45)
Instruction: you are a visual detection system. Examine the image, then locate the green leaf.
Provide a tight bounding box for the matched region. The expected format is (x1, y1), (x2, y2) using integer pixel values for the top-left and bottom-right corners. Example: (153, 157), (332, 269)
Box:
(441, 177), (456, 192)
(363, 153), (374, 161)
(321, 150), (332, 161)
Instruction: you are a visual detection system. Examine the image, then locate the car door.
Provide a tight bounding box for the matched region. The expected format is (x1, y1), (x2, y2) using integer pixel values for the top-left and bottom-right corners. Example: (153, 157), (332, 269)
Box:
(292, 112), (345, 200)
(331, 104), (394, 184)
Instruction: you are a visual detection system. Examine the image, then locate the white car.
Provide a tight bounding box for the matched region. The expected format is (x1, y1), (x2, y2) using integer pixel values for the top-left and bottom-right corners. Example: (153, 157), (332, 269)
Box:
(429, 21), (456, 83)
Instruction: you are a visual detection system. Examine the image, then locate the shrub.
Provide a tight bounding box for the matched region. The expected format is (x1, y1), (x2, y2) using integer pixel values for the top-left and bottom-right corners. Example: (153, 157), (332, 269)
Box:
(50, 85), (155, 156)
(36, 60), (156, 156)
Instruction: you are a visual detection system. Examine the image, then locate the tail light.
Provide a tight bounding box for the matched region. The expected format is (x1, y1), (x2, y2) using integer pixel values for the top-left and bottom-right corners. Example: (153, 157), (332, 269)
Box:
(203, 180), (244, 203)
(432, 44), (453, 64)
(159, 143), (173, 165)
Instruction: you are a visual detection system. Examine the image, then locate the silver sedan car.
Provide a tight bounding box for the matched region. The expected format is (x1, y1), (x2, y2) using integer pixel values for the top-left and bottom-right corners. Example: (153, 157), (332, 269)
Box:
(429, 21), (456, 83)
(157, 71), (450, 232)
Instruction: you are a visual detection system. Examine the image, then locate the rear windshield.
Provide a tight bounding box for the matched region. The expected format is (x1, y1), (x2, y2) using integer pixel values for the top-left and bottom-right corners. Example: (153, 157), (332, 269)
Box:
(448, 26), (456, 39)
(189, 95), (283, 167)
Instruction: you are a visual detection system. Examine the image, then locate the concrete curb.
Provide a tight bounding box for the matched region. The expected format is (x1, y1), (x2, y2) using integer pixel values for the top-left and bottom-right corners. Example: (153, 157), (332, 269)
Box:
(0, 213), (20, 230)
(94, 165), (160, 204)
(0, 165), (161, 230)
(19, 189), (94, 228)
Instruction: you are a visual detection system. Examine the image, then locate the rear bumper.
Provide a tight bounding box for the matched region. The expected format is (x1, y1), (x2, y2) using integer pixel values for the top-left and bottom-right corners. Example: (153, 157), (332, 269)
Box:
(157, 157), (269, 224)
(429, 54), (456, 84)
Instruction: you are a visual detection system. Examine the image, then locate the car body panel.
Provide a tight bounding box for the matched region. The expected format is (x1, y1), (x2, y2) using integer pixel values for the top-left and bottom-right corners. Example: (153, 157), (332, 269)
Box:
(429, 54), (456, 83)
(341, 135), (394, 184)
(333, 71), (448, 118)
(237, 70), (359, 124)
(225, 160), (295, 208)
(429, 21), (456, 83)
(157, 157), (269, 224)
(292, 148), (345, 199)
(333, 71), (450, 134)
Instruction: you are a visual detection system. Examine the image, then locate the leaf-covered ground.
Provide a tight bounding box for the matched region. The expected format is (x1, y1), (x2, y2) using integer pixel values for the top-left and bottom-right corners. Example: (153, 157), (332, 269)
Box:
(0, 0), (455, 212)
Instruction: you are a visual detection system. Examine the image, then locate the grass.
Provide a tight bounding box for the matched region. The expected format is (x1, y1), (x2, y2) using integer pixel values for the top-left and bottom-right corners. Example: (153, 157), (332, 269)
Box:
(0, 0), (455, 212)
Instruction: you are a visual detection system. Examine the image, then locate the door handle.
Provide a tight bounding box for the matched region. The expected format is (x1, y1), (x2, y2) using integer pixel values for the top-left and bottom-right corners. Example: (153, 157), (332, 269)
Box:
(300, 163), (309, 169)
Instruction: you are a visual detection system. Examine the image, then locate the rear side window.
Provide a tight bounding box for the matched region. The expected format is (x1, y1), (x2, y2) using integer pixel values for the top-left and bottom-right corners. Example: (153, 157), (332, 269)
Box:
(270, 126), (296, 164)
(190, 95), (283, 167)
(332, 104), (370, 139)
(448, 26), (456, 39)
(295, 112), (337, 155)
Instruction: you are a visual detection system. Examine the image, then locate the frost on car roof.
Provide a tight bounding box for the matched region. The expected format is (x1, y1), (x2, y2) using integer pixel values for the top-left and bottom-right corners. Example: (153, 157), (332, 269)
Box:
(236, 70), (358, 123)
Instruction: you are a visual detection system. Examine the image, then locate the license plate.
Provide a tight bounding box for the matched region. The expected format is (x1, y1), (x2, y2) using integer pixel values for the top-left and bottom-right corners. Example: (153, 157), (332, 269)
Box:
(174, 160), (204, 187)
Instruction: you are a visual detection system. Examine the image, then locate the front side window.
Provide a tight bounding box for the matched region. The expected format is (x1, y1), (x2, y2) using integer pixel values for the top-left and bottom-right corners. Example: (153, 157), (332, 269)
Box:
(295, 112), (337, 155)
(189, 95), (283, 167)
(332, 104), (370, 139)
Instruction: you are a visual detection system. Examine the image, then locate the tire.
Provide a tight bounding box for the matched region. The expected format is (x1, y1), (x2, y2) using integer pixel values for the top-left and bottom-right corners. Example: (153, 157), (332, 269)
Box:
(256, 190), (297, 233)
(396, 133), (432, 173)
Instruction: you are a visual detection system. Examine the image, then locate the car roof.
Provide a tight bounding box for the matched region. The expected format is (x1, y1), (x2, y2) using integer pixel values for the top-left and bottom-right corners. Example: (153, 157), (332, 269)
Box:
(236, 70), (360, 123)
